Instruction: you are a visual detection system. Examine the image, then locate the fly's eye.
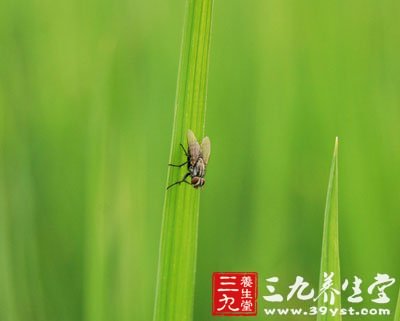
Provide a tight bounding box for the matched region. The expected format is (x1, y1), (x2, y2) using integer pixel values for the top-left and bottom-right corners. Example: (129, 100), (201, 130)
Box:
(191, 177), (205, 188)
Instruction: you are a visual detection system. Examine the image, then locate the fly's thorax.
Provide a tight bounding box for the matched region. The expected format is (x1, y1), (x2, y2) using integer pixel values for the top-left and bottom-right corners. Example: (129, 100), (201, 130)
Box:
(189, 158), (206, 177)
(197, 158), (206, 177)
(189, 156), (197, 167)
(188, 157), (197, 175)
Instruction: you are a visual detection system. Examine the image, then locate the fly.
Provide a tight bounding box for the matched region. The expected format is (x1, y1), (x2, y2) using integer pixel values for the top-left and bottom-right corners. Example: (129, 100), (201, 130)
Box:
(167, 129), (211, 189)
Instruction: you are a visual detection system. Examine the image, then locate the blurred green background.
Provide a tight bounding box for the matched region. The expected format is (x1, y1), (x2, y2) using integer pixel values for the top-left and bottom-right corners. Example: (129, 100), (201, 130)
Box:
(0, 0), (399, 320)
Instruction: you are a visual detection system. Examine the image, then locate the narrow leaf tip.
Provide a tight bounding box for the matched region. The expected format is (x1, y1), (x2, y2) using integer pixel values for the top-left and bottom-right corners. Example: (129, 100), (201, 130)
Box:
(334, 137), (339, 156)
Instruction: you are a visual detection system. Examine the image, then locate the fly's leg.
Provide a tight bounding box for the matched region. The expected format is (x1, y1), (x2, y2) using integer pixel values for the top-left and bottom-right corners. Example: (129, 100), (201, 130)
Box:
(168, 144), (189, 167)
(167, 173), (191, 190)
(168, 143), (189, 167)
(180, 143), (188, 156)
(168, 161), (188, 167)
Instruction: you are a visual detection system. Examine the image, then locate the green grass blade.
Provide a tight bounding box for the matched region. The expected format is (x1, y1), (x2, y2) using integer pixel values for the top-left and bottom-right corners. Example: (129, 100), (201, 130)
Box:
(317, 138), (341, 321)
(394, 288), (400, 321)
(153, 0), (214, 321)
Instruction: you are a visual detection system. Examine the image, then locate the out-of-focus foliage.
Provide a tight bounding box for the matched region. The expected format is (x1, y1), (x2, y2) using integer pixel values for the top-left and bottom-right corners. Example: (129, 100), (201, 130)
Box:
(317, 139), (341, 321)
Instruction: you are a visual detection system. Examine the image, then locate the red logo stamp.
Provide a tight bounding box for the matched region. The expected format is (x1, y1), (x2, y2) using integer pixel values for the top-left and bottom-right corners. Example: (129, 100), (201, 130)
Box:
(212, 272), (258, 316)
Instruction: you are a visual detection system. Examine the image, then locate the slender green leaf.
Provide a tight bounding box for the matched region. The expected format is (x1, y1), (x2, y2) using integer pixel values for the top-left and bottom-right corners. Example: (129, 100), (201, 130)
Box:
(153, 0), (214, 321)
(394, 288), (400, 321)
(317, 138), (341, 321)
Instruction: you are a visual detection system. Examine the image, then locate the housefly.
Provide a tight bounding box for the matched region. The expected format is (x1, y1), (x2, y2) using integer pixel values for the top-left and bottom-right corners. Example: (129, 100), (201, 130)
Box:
(167, 129), (211, 189)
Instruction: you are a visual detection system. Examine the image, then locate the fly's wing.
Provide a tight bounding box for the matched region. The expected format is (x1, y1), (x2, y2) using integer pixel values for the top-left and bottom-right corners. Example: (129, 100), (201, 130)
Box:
(187, 129), (201, 165)
(200, 136), (211, 164)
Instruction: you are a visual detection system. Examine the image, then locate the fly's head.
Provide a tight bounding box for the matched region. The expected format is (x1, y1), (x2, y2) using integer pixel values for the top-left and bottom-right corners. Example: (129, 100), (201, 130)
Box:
(191, 176), (205, 188)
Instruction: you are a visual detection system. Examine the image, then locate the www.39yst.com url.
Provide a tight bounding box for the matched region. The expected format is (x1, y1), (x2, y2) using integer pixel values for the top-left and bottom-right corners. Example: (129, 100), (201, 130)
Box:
(264, 306), (390, 316)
